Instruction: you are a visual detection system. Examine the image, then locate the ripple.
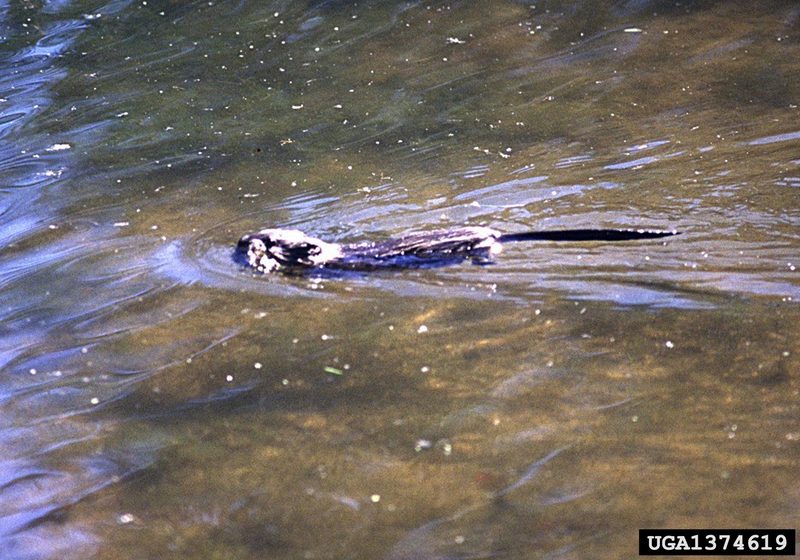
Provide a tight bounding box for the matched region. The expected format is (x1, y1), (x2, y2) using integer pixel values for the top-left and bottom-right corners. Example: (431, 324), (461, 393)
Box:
(0, 429), (161, 539)
(10, 20), (87, 62)
(747, 129), (800, 146)
(152, 237), (334, 299)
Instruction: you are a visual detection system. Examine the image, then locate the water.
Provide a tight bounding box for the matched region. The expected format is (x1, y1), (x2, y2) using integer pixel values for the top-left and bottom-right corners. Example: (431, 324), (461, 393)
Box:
(1, 1), (798, 558)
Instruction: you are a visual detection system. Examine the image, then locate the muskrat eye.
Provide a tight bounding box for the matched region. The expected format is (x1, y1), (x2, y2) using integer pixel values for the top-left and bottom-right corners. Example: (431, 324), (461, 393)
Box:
(247, 239), (267, 255)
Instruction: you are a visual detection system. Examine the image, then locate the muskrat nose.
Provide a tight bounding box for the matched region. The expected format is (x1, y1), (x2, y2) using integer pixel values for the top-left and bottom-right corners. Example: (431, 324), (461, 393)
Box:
(236, 234), (252, 252)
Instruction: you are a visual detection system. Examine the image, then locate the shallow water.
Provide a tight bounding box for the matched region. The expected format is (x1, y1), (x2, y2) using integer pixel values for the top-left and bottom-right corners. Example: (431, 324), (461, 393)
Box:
(1, 0), (799, 558)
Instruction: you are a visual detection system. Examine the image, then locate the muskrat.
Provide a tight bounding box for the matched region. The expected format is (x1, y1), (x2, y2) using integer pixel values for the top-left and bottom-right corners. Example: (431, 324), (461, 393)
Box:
(236, 226), (678, 273)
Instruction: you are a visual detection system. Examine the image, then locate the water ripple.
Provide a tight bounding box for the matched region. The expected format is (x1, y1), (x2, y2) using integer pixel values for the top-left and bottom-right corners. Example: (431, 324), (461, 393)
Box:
(747, 129), (800, 146)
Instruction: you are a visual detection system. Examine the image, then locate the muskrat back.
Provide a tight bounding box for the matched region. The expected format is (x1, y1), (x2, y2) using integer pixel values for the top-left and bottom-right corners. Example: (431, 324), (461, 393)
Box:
(236, 226), (678, 273)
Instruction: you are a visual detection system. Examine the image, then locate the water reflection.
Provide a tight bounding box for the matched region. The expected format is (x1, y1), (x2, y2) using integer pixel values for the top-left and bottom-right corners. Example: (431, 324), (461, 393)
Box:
(0, 1), (142, 554)
(1, 0), (799, 558)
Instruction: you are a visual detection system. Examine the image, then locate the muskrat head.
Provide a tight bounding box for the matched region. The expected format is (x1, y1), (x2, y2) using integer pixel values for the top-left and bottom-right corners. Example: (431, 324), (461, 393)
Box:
(237, 228), (343, 272)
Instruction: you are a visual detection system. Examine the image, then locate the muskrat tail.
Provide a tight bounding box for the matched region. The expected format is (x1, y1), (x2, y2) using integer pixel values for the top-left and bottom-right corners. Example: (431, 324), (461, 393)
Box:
(497, 229), (679, 243)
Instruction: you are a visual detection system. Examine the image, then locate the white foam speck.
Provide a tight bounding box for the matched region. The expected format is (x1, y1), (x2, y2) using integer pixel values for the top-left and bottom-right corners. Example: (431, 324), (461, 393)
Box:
(46, 143), (72, 152)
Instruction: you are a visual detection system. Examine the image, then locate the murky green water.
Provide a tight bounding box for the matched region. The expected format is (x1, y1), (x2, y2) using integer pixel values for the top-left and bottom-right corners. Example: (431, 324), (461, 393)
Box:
(2, 0), (799, 558)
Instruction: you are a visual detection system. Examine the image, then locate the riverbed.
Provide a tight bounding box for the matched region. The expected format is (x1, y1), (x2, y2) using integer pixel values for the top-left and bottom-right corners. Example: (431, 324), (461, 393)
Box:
(1, 1), (798, 558)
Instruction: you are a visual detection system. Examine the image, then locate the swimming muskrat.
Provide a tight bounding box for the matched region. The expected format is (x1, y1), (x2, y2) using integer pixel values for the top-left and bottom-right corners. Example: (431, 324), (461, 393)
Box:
(236, 226), (678, 273)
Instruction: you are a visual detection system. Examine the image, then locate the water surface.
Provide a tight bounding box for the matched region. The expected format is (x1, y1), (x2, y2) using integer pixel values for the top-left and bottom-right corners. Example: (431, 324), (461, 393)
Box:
(1, 1), (799, 558)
